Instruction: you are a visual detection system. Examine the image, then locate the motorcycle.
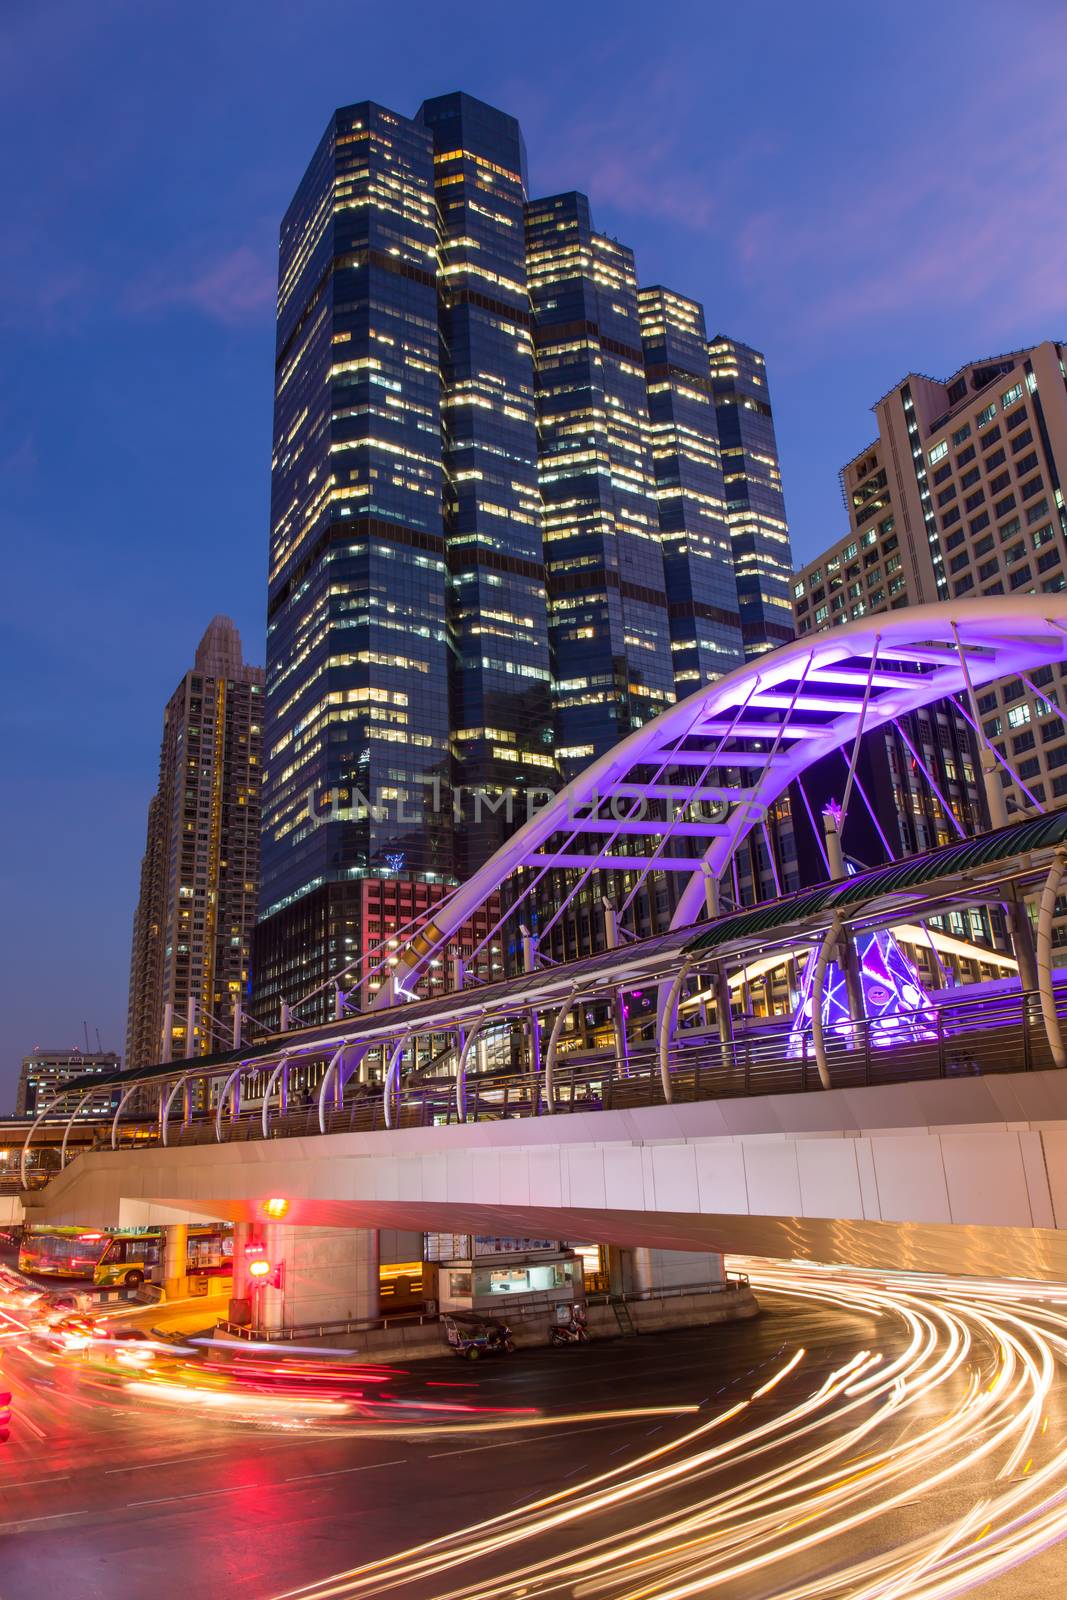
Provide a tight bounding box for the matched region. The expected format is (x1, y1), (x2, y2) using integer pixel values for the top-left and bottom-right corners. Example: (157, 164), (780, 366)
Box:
(549, 1315), (590, 1347)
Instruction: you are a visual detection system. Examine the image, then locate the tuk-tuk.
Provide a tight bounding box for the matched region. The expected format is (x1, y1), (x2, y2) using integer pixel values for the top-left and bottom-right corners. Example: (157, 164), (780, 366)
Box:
(442, 1312), (515, 1360)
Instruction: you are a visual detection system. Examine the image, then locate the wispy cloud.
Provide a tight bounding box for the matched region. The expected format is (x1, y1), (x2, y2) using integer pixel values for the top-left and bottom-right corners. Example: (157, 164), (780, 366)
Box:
(127, 243), (275, 325)
(733, 78), (1067, 342)
(521, 61), (758, 231)
(517, 19), (1067, 353)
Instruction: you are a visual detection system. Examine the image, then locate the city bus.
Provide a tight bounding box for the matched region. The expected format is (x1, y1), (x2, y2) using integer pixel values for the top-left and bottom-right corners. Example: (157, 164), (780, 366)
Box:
(19, 1225), (233, 1288)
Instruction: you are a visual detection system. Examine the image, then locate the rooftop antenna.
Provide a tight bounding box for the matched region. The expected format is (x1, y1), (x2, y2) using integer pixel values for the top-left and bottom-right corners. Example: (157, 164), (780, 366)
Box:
(95, 1027), (103, 1054)
(82, 1021), (90, 1053)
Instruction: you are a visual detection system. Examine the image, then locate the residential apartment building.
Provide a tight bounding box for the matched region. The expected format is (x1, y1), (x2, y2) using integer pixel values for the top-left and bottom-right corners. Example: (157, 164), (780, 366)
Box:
(15, 1050), (121, 1119)
(126, 617), (263, 1067)
(254, 92), (794, 1023)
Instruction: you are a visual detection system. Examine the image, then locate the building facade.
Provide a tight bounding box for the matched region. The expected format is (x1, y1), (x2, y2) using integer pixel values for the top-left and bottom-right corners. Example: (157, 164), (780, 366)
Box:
(417, 93), (555, 878)
(255, 103), (452, 1028)
(709, 335), (794, 658)
(255, 92), (795, 1021)
(639, 287), (744, 691)
(526, 191), (676, 779)
(126, 618), (263, 1067)
(16, 1050), (121, 1119)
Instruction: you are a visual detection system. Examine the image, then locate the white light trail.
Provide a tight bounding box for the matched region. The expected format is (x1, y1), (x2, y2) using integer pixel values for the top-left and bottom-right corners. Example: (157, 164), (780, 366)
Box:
(275, 1260), (1067, 1600)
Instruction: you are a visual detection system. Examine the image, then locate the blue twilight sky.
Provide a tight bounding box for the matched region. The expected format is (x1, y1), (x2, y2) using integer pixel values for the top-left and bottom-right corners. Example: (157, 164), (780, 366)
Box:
(2, 0), (1065, 1102)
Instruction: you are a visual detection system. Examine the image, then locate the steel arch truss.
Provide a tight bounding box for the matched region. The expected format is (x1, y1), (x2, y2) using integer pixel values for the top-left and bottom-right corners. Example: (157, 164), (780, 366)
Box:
(385, 599), (1067, 994)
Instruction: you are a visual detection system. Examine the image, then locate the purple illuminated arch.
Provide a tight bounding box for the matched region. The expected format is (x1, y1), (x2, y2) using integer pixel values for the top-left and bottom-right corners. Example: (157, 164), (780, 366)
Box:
(380, 598), (1067, 1000)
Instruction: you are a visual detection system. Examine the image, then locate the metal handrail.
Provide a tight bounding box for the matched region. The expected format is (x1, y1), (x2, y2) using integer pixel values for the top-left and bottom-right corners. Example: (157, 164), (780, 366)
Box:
(19, 983), (1067, 1184)
(218, 1308), (443, 1341)
(586, 1272), (750, 1305)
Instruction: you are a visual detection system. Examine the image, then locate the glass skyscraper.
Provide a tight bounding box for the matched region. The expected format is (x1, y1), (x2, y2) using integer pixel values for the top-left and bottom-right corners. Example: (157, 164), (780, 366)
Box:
(708, 335), (794, 657)
(639, 288), (744, 689)
(256, 103), (452, 1024)
(526, 192), (674, 781)
(417, 94), (555, 876)
(255, 94), (795, 1024)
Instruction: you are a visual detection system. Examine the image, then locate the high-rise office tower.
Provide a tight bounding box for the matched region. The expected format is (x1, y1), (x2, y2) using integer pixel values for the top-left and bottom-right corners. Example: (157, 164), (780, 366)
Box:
(417, 94), (555, 876)
(709, 335), (794, 657)
(255, 103), (452, 1026)
(256, 94), (796, 1012)
(638, 287), (744, 689)
(256, 100), (535, 1026)
(526, 192), (675, 781)
(126, 617), (262, 1068)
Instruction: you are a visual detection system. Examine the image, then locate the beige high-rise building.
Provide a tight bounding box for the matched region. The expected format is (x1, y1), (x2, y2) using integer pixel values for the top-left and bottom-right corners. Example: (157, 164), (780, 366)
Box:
(126, 618), (264, 1070)
(793, 342), (1067, 827)
(15, 1050), (121, 1119)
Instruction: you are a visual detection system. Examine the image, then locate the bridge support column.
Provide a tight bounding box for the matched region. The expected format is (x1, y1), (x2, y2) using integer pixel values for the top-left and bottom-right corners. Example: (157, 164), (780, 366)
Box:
(162, 1223), (189, 1301)
(715, 967), (734, 1063)
(1007, 888), (1039, 996)
(623, 1249), (725, 1297)
(1037, 849), (1067, 1069)
(703, 873), (733, 1063)
(822, 805), (845, 882)
(602, 899), (630, 1076)
(228, 1222), (252, 1325)
(527, 1011), (543, 1110)
(254, 1226), (379, 1337)
(978, 754), (1041, 988)
(821, 807), (864, 1050)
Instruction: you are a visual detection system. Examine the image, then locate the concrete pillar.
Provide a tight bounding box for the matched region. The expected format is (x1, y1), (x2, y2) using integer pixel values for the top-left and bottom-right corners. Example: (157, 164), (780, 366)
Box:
(980, 748), (1008, 830)
(622, 1248), (725, 1297)
(228, 1221), (253, 1325)
(715, 968), (734, 1047)
(1007, 889), (1039, 994)
(820, 807), (864, 1044)
(254, 1225), (379, 1336)
(605, 1245), (627, 1297)
(162, 1223), (189, 1301)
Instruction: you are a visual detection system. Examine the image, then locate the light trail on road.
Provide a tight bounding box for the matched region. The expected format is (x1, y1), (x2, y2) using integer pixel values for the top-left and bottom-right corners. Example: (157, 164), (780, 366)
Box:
(0, 1263), (696, 1439)
(276, 1260), (1067, 1600)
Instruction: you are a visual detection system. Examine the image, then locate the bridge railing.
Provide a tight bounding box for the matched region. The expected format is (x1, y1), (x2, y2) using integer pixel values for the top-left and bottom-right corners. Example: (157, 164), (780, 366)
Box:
(19, 982), (1067, 1181)
(122, 983), (1062, 1147)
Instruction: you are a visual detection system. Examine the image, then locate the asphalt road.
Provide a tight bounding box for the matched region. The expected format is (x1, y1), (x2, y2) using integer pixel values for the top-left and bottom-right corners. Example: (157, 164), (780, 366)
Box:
(2, 1266), (1067, 1599)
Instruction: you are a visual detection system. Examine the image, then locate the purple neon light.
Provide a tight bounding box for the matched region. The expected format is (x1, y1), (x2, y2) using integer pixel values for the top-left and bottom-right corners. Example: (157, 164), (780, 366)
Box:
(788, 858), (937, 1056)
(787, 926), (937, 1057)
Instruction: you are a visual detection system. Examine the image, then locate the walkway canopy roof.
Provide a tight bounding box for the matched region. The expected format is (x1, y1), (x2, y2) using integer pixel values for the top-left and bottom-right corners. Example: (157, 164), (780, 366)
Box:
(684, 807), (1067, 955)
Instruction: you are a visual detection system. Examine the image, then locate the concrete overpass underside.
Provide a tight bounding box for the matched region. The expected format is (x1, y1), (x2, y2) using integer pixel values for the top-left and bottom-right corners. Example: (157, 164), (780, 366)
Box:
(23, 1066), (1067, 1281)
